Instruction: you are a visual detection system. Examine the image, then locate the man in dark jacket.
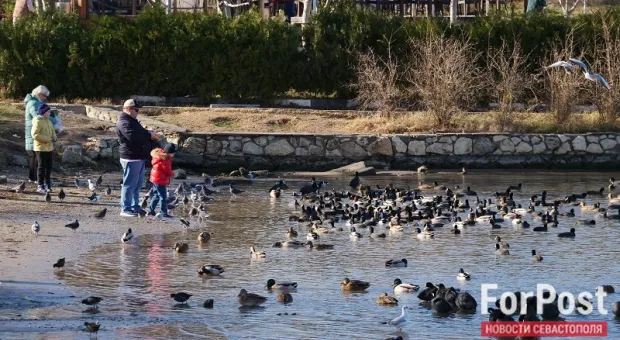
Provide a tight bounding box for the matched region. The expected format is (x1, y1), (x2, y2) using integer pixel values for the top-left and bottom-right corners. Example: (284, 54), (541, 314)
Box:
(116, 99), (157, 217)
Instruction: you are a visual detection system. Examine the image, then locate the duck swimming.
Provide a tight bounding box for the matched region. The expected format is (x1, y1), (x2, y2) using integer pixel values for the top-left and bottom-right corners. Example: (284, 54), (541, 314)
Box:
(392, 278), (420, 293)
(341, 278), (370, 291)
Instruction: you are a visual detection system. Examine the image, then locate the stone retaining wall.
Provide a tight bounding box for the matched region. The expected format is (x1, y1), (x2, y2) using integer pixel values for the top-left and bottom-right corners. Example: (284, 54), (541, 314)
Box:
(72, 106), (620, 170)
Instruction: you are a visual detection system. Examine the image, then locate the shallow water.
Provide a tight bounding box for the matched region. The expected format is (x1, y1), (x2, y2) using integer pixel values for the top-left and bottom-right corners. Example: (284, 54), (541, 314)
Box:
(2, 171), (620, 339)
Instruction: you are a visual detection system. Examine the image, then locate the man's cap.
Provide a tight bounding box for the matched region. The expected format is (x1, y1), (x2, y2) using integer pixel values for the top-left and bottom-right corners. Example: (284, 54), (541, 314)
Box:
(123, 99), (142, 108)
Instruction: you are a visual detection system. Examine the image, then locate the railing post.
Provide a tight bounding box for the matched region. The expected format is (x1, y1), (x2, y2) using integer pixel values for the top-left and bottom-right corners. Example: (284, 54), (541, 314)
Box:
(449, 0), (456, 23)
(486, 0), (490, 15)
(132, 0), (136, 15)
(399, 0), (404, 17)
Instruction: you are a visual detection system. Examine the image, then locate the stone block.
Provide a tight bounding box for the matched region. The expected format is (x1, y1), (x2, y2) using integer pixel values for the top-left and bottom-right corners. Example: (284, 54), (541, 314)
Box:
(242, 142), (264, 155)
(454, 137), (472, 155)
(264, 139), (295, 156)
(367, 137), (393, 157)
(182, 137), (207, 154)
(407, 140), (426, 156)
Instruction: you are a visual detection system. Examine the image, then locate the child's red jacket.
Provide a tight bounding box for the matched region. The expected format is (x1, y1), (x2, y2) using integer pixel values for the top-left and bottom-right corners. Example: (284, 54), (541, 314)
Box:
(149, 148), (174, 186)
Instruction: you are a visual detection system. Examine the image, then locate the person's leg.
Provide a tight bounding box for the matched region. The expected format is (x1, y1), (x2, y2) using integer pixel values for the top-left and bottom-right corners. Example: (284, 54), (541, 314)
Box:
(35, 151), (45, 191)
(132, 161), (146, 212)
(159, 185), (169, 216)
(148, 184), (161, 214)
(120, 160), (140, 215)
(43, 152), (52, 191)
(28, 150), (38, 182)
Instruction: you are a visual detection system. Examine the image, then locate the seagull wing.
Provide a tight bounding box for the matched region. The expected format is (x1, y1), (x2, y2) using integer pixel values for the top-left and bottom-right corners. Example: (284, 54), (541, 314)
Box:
(388, 313), (406, 325)
(546, 61), (572, 69)
(593, 73), (611, 89)
(568, 58), (589, 73)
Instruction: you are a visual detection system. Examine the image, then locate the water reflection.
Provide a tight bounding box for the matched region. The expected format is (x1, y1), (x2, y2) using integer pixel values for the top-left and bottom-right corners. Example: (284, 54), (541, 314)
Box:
(24, 172), (620, 338)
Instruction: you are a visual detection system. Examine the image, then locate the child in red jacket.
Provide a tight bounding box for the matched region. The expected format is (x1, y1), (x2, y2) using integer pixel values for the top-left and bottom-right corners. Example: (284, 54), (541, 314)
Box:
(148, 143), (176, 218)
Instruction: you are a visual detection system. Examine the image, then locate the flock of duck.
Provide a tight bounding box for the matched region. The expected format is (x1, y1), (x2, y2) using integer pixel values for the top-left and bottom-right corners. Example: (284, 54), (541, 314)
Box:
(18, 168), (620, 337)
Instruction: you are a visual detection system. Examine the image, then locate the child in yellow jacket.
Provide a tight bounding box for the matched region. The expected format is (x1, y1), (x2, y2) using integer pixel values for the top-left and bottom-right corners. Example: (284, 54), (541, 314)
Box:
(31, 103), (57, 193)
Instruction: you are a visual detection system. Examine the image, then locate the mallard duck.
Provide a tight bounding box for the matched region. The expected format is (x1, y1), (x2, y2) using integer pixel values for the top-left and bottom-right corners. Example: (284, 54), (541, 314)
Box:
(456, 268), (471, 280)
(272, 240), (305, 248)
(170, 292), (192, 304)
(531, 250), (543, 262)
(387, 222), (404, 232)
(557, 228), (576, 238)
(197, 231), (211, 243)
(305, 241), (334, 250)
(286, 227), (298, 238)
(350, 227), (363, 239)
(311, 223), (329, 234)
(392, 278), (420, 293)
(377, 292), (399, 305)
(385, 259), (408, 268)
(277, 292), (293, 304)
(81, 296), (103, 308)
(266, 279), (298, 291)
(84, 321), (100, 335)
(250, 246), (266, 258)
(495, 243), (510, 255)
(174, 242), (189, 253)
(369, 226), (386, 238)
(238, 289), (267, 307)
(341, 278), (370, 291)
(494, 236), (510, 249)
(197, 264), (225, 276)
(450, 226), (461, 235)
(306, 231), (319, 241)
(414, 228), (434, 239)
(580, 201), (600, 212)
(270, 189), (281, 198)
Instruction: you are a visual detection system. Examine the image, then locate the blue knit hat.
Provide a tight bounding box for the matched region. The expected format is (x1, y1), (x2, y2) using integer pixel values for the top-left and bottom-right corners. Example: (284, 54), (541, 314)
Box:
(38, 103), (51, 116)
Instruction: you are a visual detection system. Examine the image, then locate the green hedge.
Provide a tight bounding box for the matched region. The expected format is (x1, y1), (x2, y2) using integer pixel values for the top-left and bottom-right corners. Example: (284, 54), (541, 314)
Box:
(0, 4), (616, 101)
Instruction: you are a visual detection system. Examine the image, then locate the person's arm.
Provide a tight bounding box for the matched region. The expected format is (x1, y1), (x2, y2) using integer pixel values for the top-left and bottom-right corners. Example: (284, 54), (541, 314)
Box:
(25, 101), (39, 122)
(118, 117), (151, 144)
(31, 119), (52, 143)
(165, 161), (175, 179)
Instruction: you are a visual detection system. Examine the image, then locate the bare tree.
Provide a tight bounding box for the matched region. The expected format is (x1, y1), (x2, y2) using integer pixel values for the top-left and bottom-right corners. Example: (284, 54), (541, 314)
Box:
(406, 32), (484, 129)
(544, 30), (584, 127)
(557, 0), (583, 18)
(350, 40), (404, 118)
(591, 13), (620, 124)
(487, 39), (531, 131)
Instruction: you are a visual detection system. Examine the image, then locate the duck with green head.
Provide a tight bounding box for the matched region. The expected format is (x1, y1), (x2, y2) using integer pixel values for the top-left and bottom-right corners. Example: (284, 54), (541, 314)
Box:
(392, 278), (420, 294)
(266, 279), (298, 291)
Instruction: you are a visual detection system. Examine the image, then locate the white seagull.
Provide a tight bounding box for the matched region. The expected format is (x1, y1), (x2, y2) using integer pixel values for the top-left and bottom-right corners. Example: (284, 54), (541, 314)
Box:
(546, 60), (576, 74)
(88, 179), (98, 192)
(121, 228), (133, 243)
(32, 221), (40, 236)
(569, 58), (611, 89)
(382, 305), (410, 331)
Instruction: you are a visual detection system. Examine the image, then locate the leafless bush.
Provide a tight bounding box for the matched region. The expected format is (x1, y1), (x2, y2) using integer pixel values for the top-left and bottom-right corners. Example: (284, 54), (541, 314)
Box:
(350, 43), (403, 118)
(406, 32), (484, 129)
(486, 39), (531, 131)
(592, 14), (620, 124)
(544, 31), (584, 127)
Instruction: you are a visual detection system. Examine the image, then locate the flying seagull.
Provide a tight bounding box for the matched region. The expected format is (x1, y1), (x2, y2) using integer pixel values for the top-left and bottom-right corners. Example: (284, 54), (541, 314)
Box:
(569, 58), (611, 89)
(546, 60), (576, 74)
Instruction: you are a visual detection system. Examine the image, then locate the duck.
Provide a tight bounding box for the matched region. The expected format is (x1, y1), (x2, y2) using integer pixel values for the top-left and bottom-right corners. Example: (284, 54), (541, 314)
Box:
(580, 202), (601, 212)
(306, 231), (319, 241)
(286, 227), (298, 238)
(597, 285), (615, 294)
(495, 243), (510, 255)
(341, 278), (370, 291)
(392, 278), (420, 293)
(369, 226), (386, 238)
(170, 292), (192, 304)
(532, 223), (548, 232)
(121, 228), (133, 243)
(377, 292), (399, 305)
(238, 289), (267, 307)
(197, 231), (211, 243)
(174, 242), (189, 253)
(311, 223), (329, 234)
(272, 240), (305, 248)
(415, 227), (434, 240)
(450, 225), (461, 235)
(557, 228), (576, 238)
(305, 241), (334, 250)
(531, 250), (544, 262)
(385, 259), (408, 267)
(561, 208), (576, 217)
(197, 264), (225, 276)
(349, 227), (363, 239)
(456, 268), (471, 281)
(612, 301), (620, 317)
(349, 171), (361, 189)
(269, 188), (281, 198)
(266, 279), (298, 291)
(459, 167), (467, 175)
(431, 297), (452, 314)
(455, 292), (478, 311)
(84, 321), (100, 335)
(494, 236), (510, 249)
(276, 293), (293, 304)
(250, 246), (266, 258)
(417, 165), (428, 173)
(488, 307), (514, 321)
(81, 296), (103, 308)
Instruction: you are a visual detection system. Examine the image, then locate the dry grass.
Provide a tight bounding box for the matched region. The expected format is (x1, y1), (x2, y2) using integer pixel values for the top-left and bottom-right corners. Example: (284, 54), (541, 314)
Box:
(144, 107), (620, 134)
